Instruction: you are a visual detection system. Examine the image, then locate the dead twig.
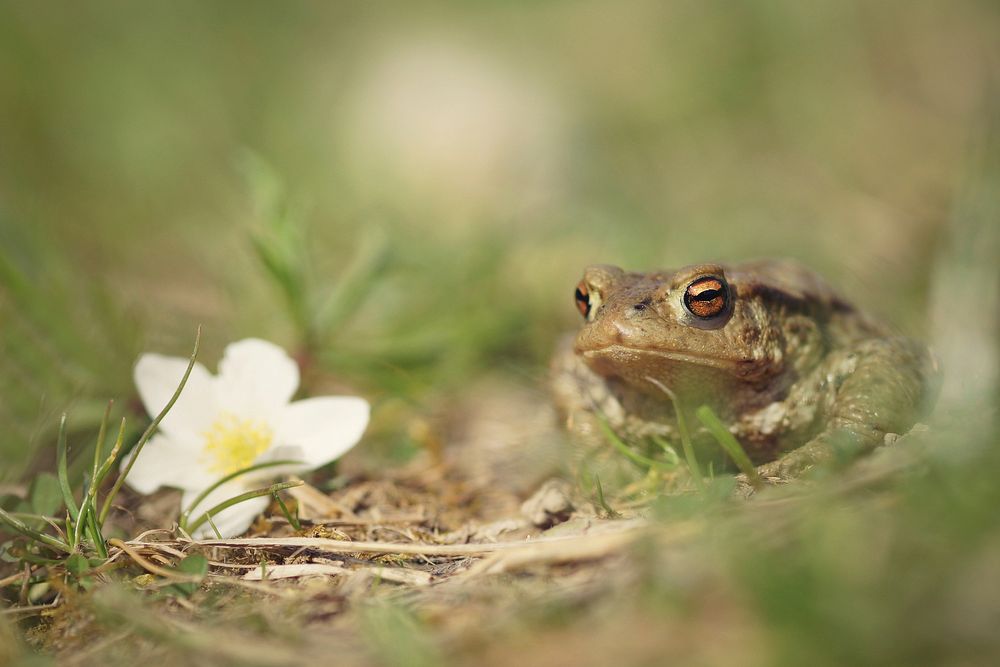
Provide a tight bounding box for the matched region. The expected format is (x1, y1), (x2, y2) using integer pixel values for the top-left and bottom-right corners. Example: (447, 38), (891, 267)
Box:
(0, 602), (58, 616)
(0, 568), (29, 588)
(464, 525), (655, 576)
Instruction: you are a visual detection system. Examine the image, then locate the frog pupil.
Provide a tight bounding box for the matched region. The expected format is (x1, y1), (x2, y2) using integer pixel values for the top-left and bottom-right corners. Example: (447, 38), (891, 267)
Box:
(692, 289), (719, 301)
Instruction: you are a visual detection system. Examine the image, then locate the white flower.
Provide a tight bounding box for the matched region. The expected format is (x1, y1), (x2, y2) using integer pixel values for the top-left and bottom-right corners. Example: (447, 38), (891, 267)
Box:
(123, 338), (369, 538)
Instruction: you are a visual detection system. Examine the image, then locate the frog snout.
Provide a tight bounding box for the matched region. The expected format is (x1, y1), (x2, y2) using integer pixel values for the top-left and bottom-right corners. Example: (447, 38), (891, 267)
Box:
(576, 297), (662, 350)
(606, 316), (654, 348)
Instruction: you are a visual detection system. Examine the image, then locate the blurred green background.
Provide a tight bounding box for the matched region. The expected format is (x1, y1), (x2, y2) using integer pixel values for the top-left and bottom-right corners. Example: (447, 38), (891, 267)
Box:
(0, 0), (997, 480)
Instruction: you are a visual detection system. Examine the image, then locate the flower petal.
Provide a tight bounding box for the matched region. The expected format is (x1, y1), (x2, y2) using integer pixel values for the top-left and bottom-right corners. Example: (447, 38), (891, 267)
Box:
(120, 433), (215, 495)
(134, 353), (218, 440)
(181, 481), (270, 539)
(275, 396), (370, 469)
(215, 338), (300, 420)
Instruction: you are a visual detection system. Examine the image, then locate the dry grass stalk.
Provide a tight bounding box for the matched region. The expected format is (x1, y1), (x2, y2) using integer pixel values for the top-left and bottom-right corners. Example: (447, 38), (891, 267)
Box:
(241, 562), (434, 585)
(108, 538), (201, 582)
(185, 523), (648, 557)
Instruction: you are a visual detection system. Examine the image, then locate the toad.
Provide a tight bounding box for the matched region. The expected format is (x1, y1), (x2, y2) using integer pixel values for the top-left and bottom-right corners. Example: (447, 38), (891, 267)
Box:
(551, 260), (938, 482)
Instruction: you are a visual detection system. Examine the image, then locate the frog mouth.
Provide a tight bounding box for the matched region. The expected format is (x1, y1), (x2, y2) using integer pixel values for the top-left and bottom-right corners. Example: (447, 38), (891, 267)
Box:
(581, 345), (741, 373)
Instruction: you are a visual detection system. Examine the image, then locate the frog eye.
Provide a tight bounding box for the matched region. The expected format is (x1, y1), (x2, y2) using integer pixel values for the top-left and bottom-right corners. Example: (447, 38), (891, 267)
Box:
(684, 276), (728, 319)
(575, 280), (603, 320)
(574, 281), (592, 318)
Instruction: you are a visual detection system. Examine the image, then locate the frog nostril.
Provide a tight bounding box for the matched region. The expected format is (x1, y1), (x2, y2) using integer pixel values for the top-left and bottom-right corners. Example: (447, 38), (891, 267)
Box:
(632, 298), (652, 313)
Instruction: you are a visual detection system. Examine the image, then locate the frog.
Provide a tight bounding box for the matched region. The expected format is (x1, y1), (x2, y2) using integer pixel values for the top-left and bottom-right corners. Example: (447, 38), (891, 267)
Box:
(550, 259), (938, 486)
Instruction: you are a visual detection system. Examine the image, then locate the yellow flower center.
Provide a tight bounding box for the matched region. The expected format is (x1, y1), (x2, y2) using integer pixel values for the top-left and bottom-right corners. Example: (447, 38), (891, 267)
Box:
(201, 413), (274, 476)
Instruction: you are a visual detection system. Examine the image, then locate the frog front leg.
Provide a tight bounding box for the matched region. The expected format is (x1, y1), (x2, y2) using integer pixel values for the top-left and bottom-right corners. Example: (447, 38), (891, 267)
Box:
(752, 337), (934, 481)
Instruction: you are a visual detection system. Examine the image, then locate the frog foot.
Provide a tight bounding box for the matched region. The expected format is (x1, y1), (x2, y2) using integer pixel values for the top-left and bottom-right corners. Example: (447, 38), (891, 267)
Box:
(732, 440), (837, 497)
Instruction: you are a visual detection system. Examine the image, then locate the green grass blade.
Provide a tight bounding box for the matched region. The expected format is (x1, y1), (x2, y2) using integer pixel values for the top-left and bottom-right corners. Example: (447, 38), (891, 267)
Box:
(100, 327), (201, 523)
(73, 404), (113, 549)
(315, 229), (391, 338)
(55, 414), (79, 524)
(5, 511), (64, 525)
(596, 416), (675, 471)
(165, 554), (209, 596)
(185, 480), (303, 536)
(273, 492), (301, 531)
(651, 436), (681, 467)
(90, 401), (113, 493)
(205, 513), (223, 539)
(178, 459), (303, 529)
(28, 473), (63, 517)
(94, 417), (127, 489)
(645, 377), (704, 490)
(0, 507), (72, 554)
(73, 479), (92, 548)
(593, 475), (621, 519)
(695, 405), (761, 487)
(87, 507), (108, 559)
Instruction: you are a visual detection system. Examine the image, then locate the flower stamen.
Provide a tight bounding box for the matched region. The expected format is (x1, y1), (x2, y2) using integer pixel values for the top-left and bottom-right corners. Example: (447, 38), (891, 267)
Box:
(201, 413), (274, 475)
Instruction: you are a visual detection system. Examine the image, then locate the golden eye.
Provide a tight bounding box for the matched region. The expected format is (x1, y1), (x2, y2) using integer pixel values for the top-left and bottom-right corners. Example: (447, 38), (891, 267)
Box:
(684, 276), (728, 319)
(574, 281), (591, 318)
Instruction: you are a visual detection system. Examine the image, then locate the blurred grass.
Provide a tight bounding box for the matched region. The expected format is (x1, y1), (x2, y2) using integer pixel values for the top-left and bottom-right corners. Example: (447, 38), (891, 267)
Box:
(0, 223), (139, 479)
(0, 1), (992, 462)
(0, 0), (999, 664)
